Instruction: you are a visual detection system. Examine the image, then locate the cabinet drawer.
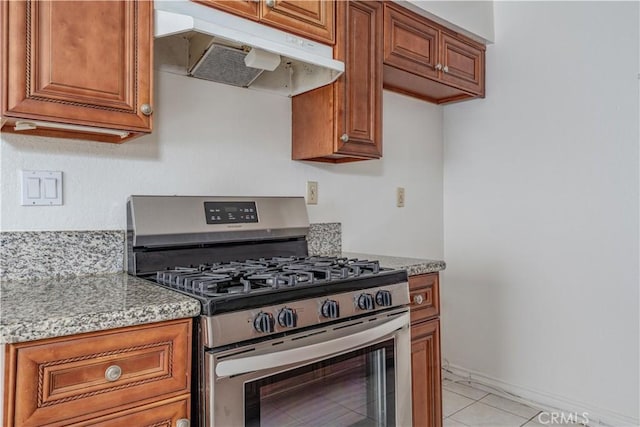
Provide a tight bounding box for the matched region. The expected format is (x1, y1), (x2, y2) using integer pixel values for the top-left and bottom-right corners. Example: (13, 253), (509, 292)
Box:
(6, 319), (192, 427)
(68, 395), (190, 427)
(409, 273), (439, 323)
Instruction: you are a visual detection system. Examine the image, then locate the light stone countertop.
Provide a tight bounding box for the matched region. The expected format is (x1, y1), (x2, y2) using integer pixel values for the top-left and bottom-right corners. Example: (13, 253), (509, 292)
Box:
(0, 273), (201, 344)
(342, 252), (446, 276)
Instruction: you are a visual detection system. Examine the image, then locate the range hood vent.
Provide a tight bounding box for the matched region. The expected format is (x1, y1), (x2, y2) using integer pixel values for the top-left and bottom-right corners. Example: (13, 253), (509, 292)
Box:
(190, 45), (264, 87)
(154, 1), (345, 97)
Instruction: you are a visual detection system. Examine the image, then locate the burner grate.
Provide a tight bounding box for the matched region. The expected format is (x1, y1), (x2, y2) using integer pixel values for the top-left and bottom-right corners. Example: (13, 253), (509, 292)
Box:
(152, 257), (385, 297)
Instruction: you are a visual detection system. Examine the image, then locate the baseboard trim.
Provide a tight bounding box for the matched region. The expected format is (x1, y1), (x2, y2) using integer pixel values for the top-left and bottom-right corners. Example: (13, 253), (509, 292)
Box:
(444, 363), (639, 427)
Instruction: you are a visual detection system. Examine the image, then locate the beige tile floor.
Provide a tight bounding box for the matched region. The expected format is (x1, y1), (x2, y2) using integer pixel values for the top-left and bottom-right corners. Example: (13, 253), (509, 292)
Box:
(442, 379), (587, 427)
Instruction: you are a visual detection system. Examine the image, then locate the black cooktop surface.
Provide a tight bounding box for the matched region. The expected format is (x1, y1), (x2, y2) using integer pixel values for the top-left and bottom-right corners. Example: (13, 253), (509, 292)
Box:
(146, 256), (408, 315)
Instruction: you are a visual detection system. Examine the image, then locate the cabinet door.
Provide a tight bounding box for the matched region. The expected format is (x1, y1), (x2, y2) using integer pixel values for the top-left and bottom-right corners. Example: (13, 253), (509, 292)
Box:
(195, 0), (260, 21)
(334, 0), (382, 158)
(411, 319), (442, 427)
(383, 3), (438, 79)
(261, 0), (335, 44)
(1, 0), (152, 134)
(440, 32), (485, 96)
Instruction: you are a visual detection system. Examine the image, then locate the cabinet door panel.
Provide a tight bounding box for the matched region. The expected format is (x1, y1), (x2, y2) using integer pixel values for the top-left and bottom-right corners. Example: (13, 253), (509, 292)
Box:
(441, 33), (484, 95)
(261, 0), (334, 44)
(411, 319), (442, 427)
(2, 0), (152, 132)
(383, 4), (438, 79)
(335, 0), (382, 158)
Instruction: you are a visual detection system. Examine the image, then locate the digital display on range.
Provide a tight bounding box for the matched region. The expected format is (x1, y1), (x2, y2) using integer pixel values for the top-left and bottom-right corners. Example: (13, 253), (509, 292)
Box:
(204, 202), (258, 224)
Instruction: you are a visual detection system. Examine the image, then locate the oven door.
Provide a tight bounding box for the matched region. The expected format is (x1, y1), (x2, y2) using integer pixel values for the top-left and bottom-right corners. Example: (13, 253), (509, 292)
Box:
(205, 308), (411, 427)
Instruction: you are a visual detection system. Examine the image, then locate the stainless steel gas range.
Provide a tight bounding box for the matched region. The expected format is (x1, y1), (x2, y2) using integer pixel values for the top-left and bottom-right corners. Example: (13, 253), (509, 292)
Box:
(127, 196), (412, 427)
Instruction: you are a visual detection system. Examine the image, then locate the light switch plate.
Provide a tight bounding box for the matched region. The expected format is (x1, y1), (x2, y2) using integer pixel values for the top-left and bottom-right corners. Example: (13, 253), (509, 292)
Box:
(21, 170), (63, 206)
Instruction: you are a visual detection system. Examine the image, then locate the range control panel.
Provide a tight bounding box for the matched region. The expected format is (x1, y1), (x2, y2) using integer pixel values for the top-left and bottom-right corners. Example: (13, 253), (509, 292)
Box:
(205, 282), (410, 348)
(204, 201), (258, 225)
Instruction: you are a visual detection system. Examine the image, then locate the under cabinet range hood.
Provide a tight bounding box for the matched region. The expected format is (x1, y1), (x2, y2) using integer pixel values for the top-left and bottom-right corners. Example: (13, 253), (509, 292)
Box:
(154, 1), (344, 97)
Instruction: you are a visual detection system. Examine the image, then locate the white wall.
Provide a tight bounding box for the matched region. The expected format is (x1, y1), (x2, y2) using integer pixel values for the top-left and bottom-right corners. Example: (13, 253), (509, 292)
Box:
(442, 1), (639, 425)
(0, 72), (444, 259)
(401, 0), (495, 43)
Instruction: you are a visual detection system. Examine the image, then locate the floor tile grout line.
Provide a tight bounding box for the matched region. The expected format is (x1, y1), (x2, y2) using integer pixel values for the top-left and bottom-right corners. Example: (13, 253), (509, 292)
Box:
(444, 416), (472, 427)
(520, 411), (543, 427)
(443, 385), (489, 402)
(448, 401), (531, 426)
(446, 399), (481, 420)
(478, 395), (542, 420)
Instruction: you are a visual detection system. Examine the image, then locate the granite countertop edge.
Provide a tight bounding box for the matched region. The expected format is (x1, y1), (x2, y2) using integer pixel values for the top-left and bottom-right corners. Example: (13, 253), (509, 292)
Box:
(342, 252), (446, 276)
(1, 273), (201, 345)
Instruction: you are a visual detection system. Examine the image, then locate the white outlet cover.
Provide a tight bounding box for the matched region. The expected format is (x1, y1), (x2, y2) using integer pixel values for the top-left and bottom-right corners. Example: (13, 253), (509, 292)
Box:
(21, 170), (63, 206)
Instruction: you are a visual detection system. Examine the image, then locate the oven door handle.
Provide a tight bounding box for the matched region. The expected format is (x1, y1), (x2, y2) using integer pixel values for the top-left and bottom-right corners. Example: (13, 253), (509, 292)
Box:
(215, 312), (409, 378)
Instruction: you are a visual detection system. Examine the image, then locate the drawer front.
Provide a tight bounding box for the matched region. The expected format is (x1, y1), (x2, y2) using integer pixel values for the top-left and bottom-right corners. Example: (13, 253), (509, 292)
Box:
(69, 395), (190, 427)
(409, 273), (439, 323)
(8, 319), (192, 427)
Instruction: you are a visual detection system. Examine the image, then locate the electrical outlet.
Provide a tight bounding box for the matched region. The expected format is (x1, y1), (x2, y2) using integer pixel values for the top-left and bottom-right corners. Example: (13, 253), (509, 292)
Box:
(307, 181), (318, 205)
(396, 187), (405, 208)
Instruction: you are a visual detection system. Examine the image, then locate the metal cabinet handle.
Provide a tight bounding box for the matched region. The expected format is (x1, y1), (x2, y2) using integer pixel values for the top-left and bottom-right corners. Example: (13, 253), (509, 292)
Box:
(443, 65), (449, 73)
(140, 103), (153, 116)
(265, 0), (275, 8)
(176, 419), (190, 427)
(435, 63), (442, 71)
(340, 134), (349, 142)
(104, 365), (122, 382)
(413, 294), (424, 305)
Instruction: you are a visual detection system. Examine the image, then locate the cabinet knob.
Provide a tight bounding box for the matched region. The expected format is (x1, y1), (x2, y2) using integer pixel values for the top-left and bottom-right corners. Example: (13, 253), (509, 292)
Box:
(265, 0), (275, 7)
(413, 294), (424, 305)
(435, 63), (443, 71)
(140, 103), (153, 116)
(176, 419), (190, 427)
(443, 65), (449, 73)
(104, 365), (122, 382)
(340, 134), (349, 142)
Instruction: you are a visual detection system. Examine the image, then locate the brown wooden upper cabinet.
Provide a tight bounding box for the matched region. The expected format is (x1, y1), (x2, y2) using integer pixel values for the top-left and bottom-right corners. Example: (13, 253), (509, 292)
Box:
(291, 0), (382, 162)
(196, 0), (335, 45)
(0, 0), (153, 143)
(383, 2), (485, 104)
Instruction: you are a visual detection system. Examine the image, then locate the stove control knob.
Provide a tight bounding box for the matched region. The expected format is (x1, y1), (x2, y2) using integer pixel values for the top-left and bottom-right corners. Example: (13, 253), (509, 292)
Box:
(357, 293), (375, 310)
(321, 300), (340, 319)
(375, 290), (393, 307)
(254, 312), (275, 333)
(277, 307), (297, 328)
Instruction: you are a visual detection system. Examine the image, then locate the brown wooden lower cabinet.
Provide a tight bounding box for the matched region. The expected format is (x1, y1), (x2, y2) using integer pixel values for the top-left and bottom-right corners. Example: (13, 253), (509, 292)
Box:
(3, 319), (192, 427)
(411, 318), (442, 427)
(410, 273), (442, 427)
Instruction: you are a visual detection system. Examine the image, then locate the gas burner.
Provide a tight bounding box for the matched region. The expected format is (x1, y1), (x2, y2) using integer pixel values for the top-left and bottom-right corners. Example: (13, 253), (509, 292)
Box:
(151, 256), (386, 298)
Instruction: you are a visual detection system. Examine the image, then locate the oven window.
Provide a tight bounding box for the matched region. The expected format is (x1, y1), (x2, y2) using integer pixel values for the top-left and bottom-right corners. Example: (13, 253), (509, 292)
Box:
(245, 340), (396, 427)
